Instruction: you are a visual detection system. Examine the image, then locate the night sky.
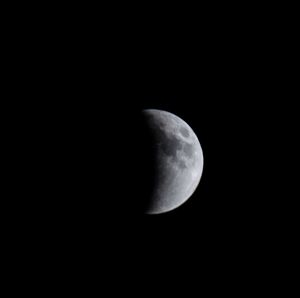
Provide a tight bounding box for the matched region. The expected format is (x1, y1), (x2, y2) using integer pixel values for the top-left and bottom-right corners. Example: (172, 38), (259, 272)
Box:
(15, 8), (293, 290)
(47, 71), (269, 252)
(41, 38), (272, 244)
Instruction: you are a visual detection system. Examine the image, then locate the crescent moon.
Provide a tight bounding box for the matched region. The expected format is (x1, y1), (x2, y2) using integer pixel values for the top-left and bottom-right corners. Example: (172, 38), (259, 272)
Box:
(142, 109), (204, 214)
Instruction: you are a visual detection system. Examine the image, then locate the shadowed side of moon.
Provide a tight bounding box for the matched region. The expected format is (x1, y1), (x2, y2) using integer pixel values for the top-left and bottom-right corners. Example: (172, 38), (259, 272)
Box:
(141, 109), (204, 214)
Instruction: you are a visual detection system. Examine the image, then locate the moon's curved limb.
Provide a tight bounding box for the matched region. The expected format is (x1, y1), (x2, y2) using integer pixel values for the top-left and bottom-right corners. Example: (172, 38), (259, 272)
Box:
(142, 109), (204, 214)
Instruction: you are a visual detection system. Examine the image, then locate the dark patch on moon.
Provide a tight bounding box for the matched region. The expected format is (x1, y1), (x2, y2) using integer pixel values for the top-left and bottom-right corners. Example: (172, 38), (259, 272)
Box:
(160, 135), (183, 157)
(179, 126), (190, 138)
(156, 126), (167, 140)
(145, 114), (165, 133)
(145, 113), (155, 124)
(178, 159), (187, 169)
(183, 142), (194, 158)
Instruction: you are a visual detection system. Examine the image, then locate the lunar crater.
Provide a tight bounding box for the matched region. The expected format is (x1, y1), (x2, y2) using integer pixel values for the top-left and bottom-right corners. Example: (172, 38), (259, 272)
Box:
(179, 126), (190, 138)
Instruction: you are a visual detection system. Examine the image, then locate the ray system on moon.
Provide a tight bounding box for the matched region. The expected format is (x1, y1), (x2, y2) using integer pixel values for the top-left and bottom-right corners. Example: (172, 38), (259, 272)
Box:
(141, 109), (204, 214)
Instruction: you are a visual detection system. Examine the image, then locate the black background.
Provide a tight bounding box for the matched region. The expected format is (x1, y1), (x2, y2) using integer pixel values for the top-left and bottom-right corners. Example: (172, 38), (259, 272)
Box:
(7, 5), (296, 291)
(34, 48), (278, 267)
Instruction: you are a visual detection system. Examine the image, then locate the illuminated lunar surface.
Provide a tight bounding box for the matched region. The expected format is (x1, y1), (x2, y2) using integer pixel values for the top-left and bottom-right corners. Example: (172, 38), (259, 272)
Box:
(142, 109), (204, 214)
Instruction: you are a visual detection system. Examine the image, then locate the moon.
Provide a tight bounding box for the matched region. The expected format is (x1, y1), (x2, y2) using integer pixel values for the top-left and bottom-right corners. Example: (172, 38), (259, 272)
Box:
(142, 109), (204, 214)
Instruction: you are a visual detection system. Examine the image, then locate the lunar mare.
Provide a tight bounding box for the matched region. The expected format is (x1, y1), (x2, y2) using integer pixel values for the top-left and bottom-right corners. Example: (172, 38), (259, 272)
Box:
(142, 109), (204, 214)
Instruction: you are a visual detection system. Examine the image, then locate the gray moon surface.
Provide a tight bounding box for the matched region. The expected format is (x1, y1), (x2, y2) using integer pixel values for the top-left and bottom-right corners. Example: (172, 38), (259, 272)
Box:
(142, 109), (204, 214)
